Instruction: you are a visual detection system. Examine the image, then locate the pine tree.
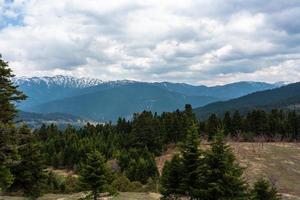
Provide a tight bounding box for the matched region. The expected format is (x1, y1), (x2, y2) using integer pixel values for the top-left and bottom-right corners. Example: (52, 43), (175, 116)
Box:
(0, 56), (26, 192)
(223, 111), (232, 136)
(181, 124), (203, 198)
(160, 154), (185, 198)
(202, 130), (247, 200)
(79, 150), (111, 200)
(232, 110), (243, 137)
(0, 55), (27, 124)
(123, 148), (158, 184)
(206, 114), (220, 140)
(0, 123), (17, 191)
(10, 125), (47, 199)
(130, 111), (163, 155)
(287, 111), (299, 140)
(250, 178), (281, 200)
(184, 104), (197, 125)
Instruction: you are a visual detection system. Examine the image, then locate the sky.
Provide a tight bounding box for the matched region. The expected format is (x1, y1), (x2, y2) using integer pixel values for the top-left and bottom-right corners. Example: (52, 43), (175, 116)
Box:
(0, 0), (300, 85)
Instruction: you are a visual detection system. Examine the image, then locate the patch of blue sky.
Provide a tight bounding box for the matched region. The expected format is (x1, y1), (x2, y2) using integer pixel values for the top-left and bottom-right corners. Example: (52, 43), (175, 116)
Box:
(0, 15), (24, 29)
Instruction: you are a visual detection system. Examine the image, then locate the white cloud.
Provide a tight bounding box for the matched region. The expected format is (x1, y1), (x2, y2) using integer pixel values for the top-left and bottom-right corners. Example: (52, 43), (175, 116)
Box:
(0, 0), (300, 85)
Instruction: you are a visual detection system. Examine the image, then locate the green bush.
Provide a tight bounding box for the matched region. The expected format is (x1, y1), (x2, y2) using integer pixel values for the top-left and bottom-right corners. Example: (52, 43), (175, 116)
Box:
(112, 174), (132, 192)
(111, 174), (145, 192)
(44, 171), (65, 193)
(64, 175), (80, 193)
(144, 178), (158, 192)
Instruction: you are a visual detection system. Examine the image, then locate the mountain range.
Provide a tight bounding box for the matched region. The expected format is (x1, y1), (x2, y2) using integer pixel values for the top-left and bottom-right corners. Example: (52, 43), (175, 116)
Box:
(14, 75), (284, 122)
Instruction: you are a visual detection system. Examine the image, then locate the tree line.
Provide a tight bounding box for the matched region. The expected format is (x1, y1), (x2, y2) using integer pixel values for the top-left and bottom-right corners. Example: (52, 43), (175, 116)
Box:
(201, 109), (300, 141)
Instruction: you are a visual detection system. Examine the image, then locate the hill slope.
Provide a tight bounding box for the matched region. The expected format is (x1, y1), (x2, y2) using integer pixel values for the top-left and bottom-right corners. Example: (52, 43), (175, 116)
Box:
(154, 81), (280, 99)
(194, 82), (300, 119)
(30, 83), (216, 121)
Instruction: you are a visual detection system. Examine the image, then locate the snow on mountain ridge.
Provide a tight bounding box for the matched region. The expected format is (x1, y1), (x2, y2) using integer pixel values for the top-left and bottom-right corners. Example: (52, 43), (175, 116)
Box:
(13, 75), (139, 88)
(13, 75), (104, 88)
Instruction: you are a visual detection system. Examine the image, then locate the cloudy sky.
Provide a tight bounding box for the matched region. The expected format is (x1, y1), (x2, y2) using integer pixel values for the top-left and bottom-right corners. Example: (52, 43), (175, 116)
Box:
(0, 0), (300, 85)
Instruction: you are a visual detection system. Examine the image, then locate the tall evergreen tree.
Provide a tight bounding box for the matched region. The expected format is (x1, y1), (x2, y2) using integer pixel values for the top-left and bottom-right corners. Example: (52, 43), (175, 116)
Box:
(181, 124), (203, 198)
(0, 123), (17, 191)
(184, 104), (197, 125)
(10, 125), (46, 199)
(223, 111), (232, 136)
(287, 111), (299, 140)
(0, 55), (27, 124)
(160, 154), (185, 198)
(206, 114), (220, 140)
(202, 130), (247, 200)
(79, 150), (112, 200)
(0, 56), (26, 192)
(250, 178), (281, 200)
(231, 110), (243, 137)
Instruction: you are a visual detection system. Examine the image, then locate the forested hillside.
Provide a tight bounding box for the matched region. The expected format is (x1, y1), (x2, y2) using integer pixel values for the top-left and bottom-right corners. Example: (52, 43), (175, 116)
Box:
(194, 82), (300, 119)
(30, 83), (216, 121)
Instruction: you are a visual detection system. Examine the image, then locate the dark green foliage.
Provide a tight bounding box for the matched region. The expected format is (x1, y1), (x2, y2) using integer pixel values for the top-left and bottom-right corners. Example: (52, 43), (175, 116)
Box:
(64, 175), (81, 193)
(0, 56), (26, 192)
(10, 125), (47, 199)
(161, 129), (248, 200)
(130, 111), (163, 155)
(246, 110), (269, 137)
(79, 150), (112, 200)
(223, 111), (232, 136)
(119, 148), (158, 184)
(0, 123), (17, 191)
(286, 111), (300, 140)
(161, 108), (195, 144)
(44, 171), (65, 193)
(35, 105), (196, 183)
(206, 114), (221, 140)
(161, 123), (203, 199)
(199, 109), (300, 141)
(44, 172), (80, 194)
(111, 174), (134, 192)
(231, 110), (243, 137)
(181, 124), (203, 197)
(0, 55), (27, 124)
(250, 179), (281, 200)
(201, 131), (247, 200)
(160, 154), (185, 198)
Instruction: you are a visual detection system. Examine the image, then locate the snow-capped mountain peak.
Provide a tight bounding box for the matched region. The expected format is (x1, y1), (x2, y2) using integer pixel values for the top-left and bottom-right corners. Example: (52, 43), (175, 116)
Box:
(13, 75), (104, 88)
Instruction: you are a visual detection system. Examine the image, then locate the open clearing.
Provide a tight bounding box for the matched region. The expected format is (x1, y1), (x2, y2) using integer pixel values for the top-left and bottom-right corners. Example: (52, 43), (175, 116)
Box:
(231, 142), (300, 197)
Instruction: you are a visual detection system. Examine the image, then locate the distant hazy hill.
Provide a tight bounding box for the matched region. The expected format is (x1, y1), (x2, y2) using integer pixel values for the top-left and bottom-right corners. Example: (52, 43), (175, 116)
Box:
(16, 111), (90, 128)
(153, 81), (281, 99)
(29, 83), (217, 121)
(194, 82), (300, 119)
(14, 75), (282, 122)
(16, 111), (83, 122)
